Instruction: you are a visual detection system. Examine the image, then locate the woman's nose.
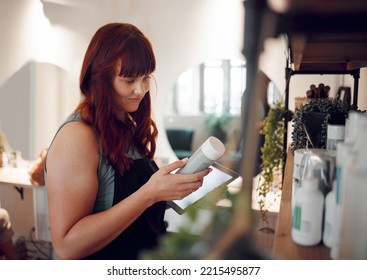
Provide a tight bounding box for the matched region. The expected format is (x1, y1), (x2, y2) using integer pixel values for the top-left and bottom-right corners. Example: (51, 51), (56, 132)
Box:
(134, 81), (144, 94)
(134, 80), (149, 95)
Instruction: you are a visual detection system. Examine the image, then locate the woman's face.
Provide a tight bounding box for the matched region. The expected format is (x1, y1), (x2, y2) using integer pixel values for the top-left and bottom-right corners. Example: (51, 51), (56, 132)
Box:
(112, 61), (151, 113)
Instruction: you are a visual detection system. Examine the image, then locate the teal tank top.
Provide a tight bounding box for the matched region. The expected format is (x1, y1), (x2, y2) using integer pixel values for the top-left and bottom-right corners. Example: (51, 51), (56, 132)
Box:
(44, 112), (142, 213)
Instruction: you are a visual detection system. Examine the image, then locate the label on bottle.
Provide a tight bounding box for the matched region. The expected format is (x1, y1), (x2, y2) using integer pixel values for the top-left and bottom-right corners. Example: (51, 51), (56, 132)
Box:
(293, 206), (302, 230)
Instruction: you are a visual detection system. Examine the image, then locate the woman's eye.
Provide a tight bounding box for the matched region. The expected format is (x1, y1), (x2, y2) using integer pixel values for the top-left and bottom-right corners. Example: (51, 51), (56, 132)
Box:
(143, 76), (151, 81)
(125, 79), (135, 84)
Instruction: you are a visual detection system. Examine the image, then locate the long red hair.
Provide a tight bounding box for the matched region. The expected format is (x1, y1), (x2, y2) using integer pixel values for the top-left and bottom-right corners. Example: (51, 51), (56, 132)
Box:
(77, 23), (158, 175)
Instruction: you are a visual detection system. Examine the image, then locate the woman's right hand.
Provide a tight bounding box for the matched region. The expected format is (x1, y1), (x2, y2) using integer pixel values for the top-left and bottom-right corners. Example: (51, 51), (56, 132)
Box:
(143, 158), (211, 204)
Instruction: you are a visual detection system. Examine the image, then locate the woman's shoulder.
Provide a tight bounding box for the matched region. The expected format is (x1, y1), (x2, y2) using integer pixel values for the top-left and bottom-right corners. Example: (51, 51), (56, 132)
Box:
(59, 112), (94, 136)
(50, 112), (99, 152)
(58, 117), (97, 144)
(45, 113), (100, 174)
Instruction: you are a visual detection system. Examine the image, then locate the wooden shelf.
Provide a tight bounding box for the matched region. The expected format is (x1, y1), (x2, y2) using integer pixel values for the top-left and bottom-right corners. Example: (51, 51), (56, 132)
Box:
(271, 150), (330, 259)
(290, 33), (367, 71)
(271, 0), (367, 72)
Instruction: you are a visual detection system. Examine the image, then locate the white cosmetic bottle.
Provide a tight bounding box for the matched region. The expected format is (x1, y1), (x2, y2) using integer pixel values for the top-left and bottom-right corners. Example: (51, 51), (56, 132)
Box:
(338, 125), (367, 259)
(177, 136), (225, 174)
(323, 180), (336, 247)
(292, 176), (324, 246)
(326, 124), (345, 151)
(331, 111), (367, 259)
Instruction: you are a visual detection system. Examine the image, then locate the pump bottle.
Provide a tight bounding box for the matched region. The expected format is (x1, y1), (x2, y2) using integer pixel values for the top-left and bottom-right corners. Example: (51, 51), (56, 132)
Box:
(292, 176), (324, 246)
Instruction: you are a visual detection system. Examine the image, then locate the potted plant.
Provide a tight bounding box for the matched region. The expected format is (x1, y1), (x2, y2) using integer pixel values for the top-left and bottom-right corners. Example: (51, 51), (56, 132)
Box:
(291, 84), (352, 154)
(257, 101), (286, 222)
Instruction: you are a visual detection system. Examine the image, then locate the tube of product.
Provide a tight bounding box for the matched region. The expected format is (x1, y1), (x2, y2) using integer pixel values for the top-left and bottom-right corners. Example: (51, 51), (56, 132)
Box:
(177, 136), (225, 174)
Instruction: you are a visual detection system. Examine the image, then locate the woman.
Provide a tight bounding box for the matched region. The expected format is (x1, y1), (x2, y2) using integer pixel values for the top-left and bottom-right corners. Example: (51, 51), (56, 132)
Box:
(45, 23), (210, 260)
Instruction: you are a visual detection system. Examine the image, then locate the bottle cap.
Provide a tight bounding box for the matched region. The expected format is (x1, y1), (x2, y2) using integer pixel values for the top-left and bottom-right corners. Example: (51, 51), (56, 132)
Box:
(327, 124), (345, 140)
(201, 136), (225, 160)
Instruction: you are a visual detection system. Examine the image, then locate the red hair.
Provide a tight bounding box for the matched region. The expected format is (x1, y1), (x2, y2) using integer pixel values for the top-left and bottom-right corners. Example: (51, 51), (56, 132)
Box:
(77, 23), (158, 175)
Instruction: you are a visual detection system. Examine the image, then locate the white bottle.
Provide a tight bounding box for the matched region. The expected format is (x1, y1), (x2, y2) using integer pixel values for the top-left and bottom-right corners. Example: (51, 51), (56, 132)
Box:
(292, 176), (324, 246)
(338, 125), (367, 259)
(331, 112), (367, 259)
(339, 172), (367, 259)
(326, 124), (345, 151)
(323, 180), (336, 247)
(292, 148), (308, 213)
(177, 136), (225, 174)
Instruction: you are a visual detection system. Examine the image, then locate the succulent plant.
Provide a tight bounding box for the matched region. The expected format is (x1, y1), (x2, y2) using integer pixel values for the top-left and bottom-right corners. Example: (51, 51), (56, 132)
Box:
(291, 97), (352, 154)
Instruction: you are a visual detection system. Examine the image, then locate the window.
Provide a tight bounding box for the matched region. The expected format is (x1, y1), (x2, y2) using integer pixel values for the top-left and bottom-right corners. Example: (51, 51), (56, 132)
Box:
(166, 59), (246, 116)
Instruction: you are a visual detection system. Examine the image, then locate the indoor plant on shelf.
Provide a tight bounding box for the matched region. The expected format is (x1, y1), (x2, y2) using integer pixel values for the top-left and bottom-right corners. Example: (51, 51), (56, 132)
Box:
(291, 84), (352, 154)
(257, 101), (286, 223)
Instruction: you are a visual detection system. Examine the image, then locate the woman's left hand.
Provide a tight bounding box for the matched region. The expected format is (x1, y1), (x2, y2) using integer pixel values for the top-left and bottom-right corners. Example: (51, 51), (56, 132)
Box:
(142, 158), (211, 204)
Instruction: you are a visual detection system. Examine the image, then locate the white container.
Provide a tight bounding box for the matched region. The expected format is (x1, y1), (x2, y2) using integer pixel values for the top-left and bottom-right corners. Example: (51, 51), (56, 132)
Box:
(330, 141), (354, 259)
(327, 124), (345, 151)
(344, 111), (361, 143)
(292, 148), (308, 212)
(292, 176), (324, 246)
(331, 112), (367, 259)
(339, 172), (367, 259)
(338, 125), (367, 259)
(177, 136), (225, 174)
(323, 180), (336, 247)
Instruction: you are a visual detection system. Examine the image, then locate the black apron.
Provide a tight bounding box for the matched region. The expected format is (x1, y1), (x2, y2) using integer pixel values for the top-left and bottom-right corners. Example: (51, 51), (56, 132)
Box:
(85, 158), (167, 259)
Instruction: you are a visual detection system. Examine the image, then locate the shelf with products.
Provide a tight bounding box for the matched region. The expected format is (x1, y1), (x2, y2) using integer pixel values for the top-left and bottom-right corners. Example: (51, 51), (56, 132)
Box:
(241, 0), (367, 258)
(271, 150), (330, 259)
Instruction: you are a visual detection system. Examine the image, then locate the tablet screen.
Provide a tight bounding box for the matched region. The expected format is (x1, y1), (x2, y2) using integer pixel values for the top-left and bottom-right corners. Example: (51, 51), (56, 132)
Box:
(167, 162), (239, 214)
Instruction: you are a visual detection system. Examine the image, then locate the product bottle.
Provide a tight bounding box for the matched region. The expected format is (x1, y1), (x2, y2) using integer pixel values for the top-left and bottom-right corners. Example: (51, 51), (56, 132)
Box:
(339, 171), (367, 259)
(323, 180), (336, 247)
(177, 136), (225, 174)
(331, 111), (367, 259)
(326, 124), (345, 151)
(338, 125), (367, 259)
(292, 148), (308, 213)
(292, 176), (324, 246)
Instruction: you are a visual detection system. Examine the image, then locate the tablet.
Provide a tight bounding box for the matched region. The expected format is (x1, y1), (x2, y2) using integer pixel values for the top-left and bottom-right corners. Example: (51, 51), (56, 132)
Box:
(167, 162), (240, 214)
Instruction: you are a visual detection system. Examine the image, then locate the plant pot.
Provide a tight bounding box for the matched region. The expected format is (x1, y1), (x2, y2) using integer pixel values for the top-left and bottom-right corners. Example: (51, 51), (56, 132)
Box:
(302, 111), (347, 148)
(328, 112), (347, 125)
(302, 112), (327, 148)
